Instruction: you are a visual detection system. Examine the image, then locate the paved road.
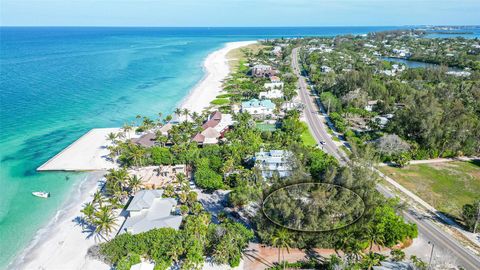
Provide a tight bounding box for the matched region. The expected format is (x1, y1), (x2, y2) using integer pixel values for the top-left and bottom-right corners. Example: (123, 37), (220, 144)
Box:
(291, 47), (480, 270)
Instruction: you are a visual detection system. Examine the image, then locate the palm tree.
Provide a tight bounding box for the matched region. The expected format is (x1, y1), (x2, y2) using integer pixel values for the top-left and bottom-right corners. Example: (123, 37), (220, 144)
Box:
(271, 229), (292, 269)
(106, 132), (118, 144)
(92, 190), (104, 207)
(81, 202), (96, 226)
(122, 123), (133, 139)
(366, 225), (385, 252)
(128, 175), (143, 195)
(174, 108), (182, 121)
(93, 206), (117, 241)
(182, 108), (190, 122)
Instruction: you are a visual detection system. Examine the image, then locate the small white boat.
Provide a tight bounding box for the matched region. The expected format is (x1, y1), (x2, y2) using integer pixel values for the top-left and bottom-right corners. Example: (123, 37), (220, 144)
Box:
(32, 191), (50, 198)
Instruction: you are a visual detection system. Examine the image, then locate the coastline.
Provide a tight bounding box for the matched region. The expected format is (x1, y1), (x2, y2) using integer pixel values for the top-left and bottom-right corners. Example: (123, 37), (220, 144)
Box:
(9, 172), (108, 270)
(180, 40), (257, 113)
(9, 40), (257, 270)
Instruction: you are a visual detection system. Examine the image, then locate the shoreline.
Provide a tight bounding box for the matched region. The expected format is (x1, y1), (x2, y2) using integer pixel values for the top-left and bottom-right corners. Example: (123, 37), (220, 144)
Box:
(179, 40), (257, 113)
(9, 40), (257, 270)
(9, 171), (107, 270)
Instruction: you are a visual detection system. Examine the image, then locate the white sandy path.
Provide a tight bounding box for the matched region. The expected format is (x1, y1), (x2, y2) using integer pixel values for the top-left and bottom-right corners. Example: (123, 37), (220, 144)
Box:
(180, 40), (257, 113)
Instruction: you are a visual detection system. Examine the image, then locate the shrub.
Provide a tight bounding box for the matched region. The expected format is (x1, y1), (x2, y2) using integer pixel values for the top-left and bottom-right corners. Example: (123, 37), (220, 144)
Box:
(194, 166), (224, 190)
(150, 147), (173, 165)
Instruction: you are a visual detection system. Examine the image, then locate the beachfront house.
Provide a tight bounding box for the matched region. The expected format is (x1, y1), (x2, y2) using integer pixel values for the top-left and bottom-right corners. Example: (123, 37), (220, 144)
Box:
(241, 99), (275, 118)
(192, 111), (234, 145)
(131, 133), (157, 148)
(119, 190), (182, 235)
(254, 150), (292, 179)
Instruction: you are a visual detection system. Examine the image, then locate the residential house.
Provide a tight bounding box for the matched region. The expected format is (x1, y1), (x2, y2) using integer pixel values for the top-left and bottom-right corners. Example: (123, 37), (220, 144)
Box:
(132, 133), (157, 148)
(251, 64), (274, 78)
(119, 190), (183, 235)
(269, 76), (281, 83)
(158, 123), (173, 137)
(263, 81), (284, 91)
(254, 150), (292, 179)
(321, 66), (333, 73)
(192, 111), (234, 145)
(259, 89), (284, 99)
(272, 46), (282, 57)
(241, 99), (275, 118)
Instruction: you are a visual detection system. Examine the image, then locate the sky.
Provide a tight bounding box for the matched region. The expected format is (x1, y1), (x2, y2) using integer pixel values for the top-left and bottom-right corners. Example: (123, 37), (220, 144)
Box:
(0, 0), (479, 27)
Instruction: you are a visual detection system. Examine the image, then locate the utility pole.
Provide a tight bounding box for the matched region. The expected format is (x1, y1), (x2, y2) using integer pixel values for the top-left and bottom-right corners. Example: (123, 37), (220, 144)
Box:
(428, 241), (435, 270)
(474, 201), (480, 234)
(327, 98), (331, 115)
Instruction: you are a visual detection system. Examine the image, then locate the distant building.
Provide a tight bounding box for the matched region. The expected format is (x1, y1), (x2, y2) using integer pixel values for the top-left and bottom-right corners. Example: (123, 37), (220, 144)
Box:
(364, 100), (378, 112)
(446, 70), (471, 77)
(130, 262), (155, 270)
(269, 76), (281, 83)
(158, 123), (173, 137)
(320, 66), (333, 73)
(264, 82), (284, 91)
(272, 46), (282, 57)
(119, 190), (182, 235)
(241, 99), (275, 118)
(252, 64), (274, 78)
(259, 89), (284, 99)
(254, 150), (292, 179)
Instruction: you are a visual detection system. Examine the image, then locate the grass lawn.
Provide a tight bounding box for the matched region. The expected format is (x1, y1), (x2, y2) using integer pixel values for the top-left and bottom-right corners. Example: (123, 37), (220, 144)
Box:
(226, 43), (268, 71)
(210, 98), (230, 106)
(379, 161), (480, 221)
(300, 122), (317, 147)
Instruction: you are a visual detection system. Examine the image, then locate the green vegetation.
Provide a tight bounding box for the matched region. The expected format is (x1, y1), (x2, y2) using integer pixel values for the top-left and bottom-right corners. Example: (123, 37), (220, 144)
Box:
(299, 122), (316, 146)
(462, 199), (480, 233)
(379, 161), (480, 221)
(210, 98), (230, 106)
(98, 214), (254, 270)
(302, 33), (480, 161)
(263, 183), (365, 231)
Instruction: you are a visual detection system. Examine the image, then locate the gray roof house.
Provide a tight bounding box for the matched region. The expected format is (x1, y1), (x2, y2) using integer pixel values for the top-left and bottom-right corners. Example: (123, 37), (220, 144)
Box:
(119, 190), (182, 235)
(254, 150), (292, 179)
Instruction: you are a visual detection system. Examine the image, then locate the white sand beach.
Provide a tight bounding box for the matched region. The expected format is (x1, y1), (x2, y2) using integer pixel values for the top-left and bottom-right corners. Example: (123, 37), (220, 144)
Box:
(180, 40), (257, 113)
(12, 40), (256, 270)
(37, 128), (121, 171)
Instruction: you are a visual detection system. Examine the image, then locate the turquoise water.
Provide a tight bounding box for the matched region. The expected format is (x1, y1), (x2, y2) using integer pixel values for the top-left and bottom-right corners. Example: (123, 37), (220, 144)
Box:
(0, 27), (397, 268)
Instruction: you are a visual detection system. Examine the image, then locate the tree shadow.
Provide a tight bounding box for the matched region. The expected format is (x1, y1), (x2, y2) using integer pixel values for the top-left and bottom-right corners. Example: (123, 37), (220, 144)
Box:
(72, 216), (97, 240)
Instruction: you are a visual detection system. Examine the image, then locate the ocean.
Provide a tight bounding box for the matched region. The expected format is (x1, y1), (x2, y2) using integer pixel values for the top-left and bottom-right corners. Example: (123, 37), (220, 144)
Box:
(0, 26), (400, 268)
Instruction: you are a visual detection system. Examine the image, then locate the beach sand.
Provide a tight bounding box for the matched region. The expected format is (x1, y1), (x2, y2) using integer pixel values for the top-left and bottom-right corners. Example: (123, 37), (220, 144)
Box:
(11, 40), (256, 270)
(180, 40), (257, 113)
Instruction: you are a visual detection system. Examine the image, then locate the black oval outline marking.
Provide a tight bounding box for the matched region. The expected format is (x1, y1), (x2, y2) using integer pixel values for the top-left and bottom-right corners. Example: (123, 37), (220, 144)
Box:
(262, 182), (366, 232)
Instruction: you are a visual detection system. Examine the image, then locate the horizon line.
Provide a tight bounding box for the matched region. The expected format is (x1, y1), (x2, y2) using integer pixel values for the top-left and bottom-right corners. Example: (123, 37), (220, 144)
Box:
(1, 24), (479, 28)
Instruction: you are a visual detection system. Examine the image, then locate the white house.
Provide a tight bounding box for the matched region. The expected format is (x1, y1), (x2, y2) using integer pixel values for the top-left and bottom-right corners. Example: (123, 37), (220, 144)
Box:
(254, 150), (292, 179)
(241, 99), (276, 117)
(119, 190), (182, 235)
(259, 89), (284, 99)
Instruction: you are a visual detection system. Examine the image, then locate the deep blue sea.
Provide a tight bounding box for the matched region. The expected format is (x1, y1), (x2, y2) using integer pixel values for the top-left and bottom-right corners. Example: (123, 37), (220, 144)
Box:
(0, 26), (404, 268)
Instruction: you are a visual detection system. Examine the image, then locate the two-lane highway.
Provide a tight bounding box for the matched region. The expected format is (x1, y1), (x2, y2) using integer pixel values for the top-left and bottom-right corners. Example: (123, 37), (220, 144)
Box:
(291, 47), (480, 270)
